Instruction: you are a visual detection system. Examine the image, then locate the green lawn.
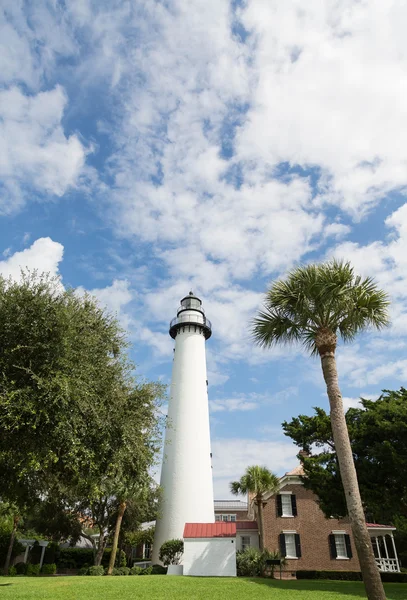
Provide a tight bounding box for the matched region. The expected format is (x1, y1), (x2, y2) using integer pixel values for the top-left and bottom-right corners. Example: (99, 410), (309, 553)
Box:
(0, 576), (405, 600)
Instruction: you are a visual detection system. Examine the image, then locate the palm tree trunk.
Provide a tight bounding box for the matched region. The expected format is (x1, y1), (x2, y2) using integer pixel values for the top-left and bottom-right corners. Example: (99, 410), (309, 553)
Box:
(3, 514), (19, 575)
(107, 501), (127, 575)
(321, 353), (385, 600)
(257, 495), (265, 551)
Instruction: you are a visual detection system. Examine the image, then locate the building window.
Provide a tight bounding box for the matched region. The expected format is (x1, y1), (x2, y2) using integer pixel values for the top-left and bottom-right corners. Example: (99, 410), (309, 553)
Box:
(143, 542), (151, 559)
(241, 536), (251, 551)
(215, 514), (237, 522)
(279, 532), (301, 558)
(277, 493), (297, 517)
(329, 533), (352, 559)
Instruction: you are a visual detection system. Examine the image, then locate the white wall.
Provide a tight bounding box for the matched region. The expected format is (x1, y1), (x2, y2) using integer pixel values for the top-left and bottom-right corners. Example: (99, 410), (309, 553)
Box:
(183, 538), (236, 577)
(236, 532), (259, 552)
(152, 324), (214, 563)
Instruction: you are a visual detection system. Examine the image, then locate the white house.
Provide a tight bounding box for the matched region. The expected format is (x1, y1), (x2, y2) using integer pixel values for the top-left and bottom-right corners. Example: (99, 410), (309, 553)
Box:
(183, 522), (237, 577)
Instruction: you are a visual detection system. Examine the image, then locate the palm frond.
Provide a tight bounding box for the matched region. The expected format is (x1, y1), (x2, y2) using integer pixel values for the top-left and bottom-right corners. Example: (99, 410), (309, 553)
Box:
(252, 259), (390, 355)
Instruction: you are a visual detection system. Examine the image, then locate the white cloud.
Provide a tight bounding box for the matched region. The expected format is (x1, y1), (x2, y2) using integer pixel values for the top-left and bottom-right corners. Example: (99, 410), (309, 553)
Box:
(238, 0), (407, 215)
(210, 397), (259, 413)
(211, 437), (299, 498)
(0, 237), (64, 280)
(0, 85), (89, 213)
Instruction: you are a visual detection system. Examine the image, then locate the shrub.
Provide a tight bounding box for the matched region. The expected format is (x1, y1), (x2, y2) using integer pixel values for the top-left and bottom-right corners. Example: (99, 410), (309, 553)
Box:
(41, 563), (57, 575)
(57, 547), (127, 569)
(296, 570), (362, 581)
(78, 566), (89, 576)
(87, 565), (104, 576)
(130, 566), (143, 575)
(113, 566), (130, 576)
(159, 539), (184, 566)
(26, 563), (41, 576)
(140, 566), (153, 575)
(0, 533), (25, 566)
(14, 562), (28, 575)
(151, 564), (167, 575)
(236, 547), (262, 577)
(380, 572), (407, 583)
(8, 566), (17, 577)
(102, 548), (126, 568)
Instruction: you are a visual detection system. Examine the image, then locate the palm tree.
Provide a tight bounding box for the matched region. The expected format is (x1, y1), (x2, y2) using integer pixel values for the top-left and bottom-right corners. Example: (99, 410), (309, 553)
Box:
(252, 260), (389, 600)
(230, 465), (280, 551)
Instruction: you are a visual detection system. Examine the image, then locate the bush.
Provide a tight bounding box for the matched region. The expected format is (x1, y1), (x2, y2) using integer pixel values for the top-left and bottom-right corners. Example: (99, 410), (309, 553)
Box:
(130, 566), (143, 575)
(26, 563), (41, 576)
(380, 572), (407, 583)
(0, 533), (25, 566)
(236, 547), (262, 577)
(140, 566), (153, 575)
(14, 562), (28, 575)
(102, 548), (126, 568)
(113, 566), (130, 576)
(296, 570), (362, 581)
(87, 565), (104, 576)
(8, 566), (17, 577)
(159, 539), (184, 566)
(57, 547), (127, 569)
(57, 548), (93, 569)
(78, 566), (89, 576)
(151, 564), (167, 575)
(41, 563), (57, 575)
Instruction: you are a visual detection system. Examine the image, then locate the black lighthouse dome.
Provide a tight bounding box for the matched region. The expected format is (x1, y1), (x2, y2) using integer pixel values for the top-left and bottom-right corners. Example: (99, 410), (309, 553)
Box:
(169, 291), (212, 340)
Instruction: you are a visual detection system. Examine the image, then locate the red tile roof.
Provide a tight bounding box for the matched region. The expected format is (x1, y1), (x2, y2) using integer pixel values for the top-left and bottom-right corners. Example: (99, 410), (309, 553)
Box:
(366, 523), (395, 529)
(184, 522), (236, 538)
(236, 521), (258, 530)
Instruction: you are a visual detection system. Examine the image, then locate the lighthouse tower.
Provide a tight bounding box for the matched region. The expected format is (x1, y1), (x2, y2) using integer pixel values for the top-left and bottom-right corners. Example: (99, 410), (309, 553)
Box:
(152, 292), (214, 564)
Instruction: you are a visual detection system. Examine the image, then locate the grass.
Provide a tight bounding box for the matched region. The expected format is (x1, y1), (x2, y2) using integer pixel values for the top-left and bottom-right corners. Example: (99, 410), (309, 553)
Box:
(0, 576), (405, 600)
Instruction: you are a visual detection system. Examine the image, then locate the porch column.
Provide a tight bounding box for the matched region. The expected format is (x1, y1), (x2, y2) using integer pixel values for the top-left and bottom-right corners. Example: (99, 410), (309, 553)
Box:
(23, 545), (30, 563)
(39, 546), (46, 569)
(390, 534), (400, 573)
(375, 536), (382, 559)
(383, 535), (390, 559)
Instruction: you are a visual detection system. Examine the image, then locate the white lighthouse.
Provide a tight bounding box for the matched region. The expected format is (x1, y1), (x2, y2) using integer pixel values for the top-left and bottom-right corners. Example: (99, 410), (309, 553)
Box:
(152, 292), (214, 564)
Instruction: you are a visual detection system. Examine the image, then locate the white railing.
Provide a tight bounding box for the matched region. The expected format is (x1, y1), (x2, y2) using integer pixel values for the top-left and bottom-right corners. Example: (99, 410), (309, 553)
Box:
(375, 558), (400, 572)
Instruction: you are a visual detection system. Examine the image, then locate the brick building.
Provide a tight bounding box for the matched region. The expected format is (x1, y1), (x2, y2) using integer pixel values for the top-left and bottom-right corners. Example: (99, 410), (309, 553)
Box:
(215, 463), (400, 574)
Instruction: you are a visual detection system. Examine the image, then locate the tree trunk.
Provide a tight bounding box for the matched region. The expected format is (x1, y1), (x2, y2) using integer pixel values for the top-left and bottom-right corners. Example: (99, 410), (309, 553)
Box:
(117, 533), (124, 568)
(107, 500), (127, 575)
(321, 352), (386, 600)
(94, 532), (107, 566)
(3, 514), (19, 575)
(256, 495), (265, 551)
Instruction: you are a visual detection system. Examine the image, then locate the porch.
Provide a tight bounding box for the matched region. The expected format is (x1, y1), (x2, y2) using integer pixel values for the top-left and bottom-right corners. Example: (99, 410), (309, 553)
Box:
(367, 524), (400, 573)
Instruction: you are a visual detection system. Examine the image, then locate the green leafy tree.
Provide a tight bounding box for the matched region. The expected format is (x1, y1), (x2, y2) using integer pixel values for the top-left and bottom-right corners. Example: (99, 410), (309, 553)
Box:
(283, 388), (407, 566)
(0, 272), (164, 570)
(230, 465), (279, 551)
(159, 539), (184, 566)
(252, 260), (389, 600)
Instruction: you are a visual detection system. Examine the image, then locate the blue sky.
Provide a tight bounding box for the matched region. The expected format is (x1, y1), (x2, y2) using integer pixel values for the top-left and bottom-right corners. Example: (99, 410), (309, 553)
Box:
(2, 1), (407, 498)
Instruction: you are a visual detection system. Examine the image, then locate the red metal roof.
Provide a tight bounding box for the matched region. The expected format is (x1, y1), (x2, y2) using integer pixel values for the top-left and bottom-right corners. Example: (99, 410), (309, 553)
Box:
(184, 522), (236, 538)
(366, 523), (395, 529)
(236, 521), (258, 530)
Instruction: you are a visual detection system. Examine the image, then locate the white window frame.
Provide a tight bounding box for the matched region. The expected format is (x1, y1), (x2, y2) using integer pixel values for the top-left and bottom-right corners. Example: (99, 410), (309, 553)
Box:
(283, 530), (298, 559)
(241, 535), (251, 551)
(215, 513), (237, 522)
(332, 531), (349, 560)
(143, 541), (151, 559)
(281, 492), (293, 517)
